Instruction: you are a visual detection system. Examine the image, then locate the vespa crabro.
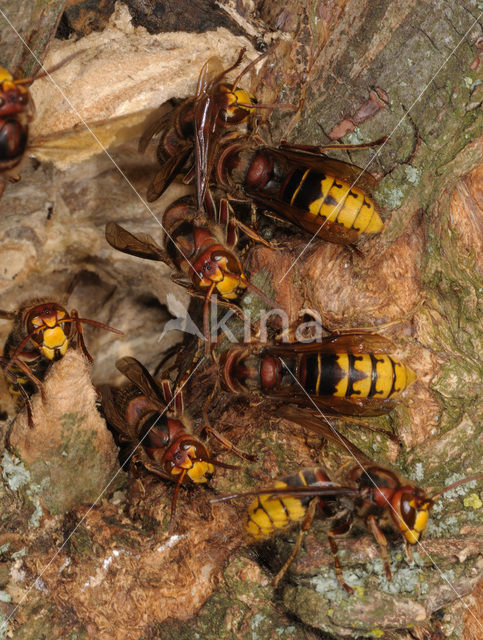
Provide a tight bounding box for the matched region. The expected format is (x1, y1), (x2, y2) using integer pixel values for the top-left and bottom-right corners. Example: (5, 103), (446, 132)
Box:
(0, 66), (31, 194)
(214, 137), (387, 245)
(140, 44), (291, 207)
(105, 192), (275, 353)
(220, 332), (416, 417)
(0, 54), (78, 196)
(0, 300), (123, 426)
(100, 356), (256, 533)
(213, 417), (482, 592)
(142, 42), (382, 246)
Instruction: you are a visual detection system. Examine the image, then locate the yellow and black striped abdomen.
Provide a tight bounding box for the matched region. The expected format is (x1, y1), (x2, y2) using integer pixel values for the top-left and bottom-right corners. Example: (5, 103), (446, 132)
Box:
(6, 371), (30, 406)
(300, 352), (416, 400)
(281, 168), (383, 235)
(245, 468), (330, 540)
(4, 357), (49, 405)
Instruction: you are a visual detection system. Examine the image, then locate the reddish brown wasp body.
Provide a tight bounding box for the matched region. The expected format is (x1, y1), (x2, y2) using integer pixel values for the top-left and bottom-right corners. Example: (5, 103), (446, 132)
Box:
(100, 356), (255, 533)
(0, 66), (33, 194)
(220, 332), (416, 417)
(0, 300), (123, 426)
(105, 193), (275, 352)
(140, 47), (261, 206)
(142, 44), (381, 247)
(0, 54), (78, 196)
(140, 45), (293, 209)
(214, 138), (386, 245)
(214, 416), (482, 591)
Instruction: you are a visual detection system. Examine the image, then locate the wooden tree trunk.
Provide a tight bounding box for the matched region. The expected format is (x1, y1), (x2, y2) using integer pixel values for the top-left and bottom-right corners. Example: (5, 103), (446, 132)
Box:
(0, 1), (481, 639)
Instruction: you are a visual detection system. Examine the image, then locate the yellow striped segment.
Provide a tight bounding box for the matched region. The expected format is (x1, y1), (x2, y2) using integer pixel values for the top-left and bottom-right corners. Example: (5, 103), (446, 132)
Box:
(269, 495), (305, 529)
(373, 355), (394, 398)
(333, 353), (349, 397)
(291, 169), (311, 206)
(357, 203), (384, 233)
(245, 480), (306, 540)
(315, 353), (322, 395)
(304, 175), (383, 234)
(334, 190), (362, 228)
(393, 360), (416, 394)
(246, 501), (271, 538)
(372, 356), (415, 398)
(307, 175), (336, 216)
(329, 352), (415, 400)
(352, 196), (383, 233)
(351, 354), (372, 397)
(318, 183), (350, 222)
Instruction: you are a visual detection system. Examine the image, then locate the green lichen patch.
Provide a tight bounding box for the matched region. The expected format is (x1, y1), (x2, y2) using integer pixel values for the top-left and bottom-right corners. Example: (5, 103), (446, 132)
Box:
(26, 416), (119, 515)
(0, 564), (10, 588)
(283, 581), (429, 636)
(5, 591), (88, 640)
(59, 412), (86, 431)
(241, 269), (276, 321)
(0, 614), (8, 640)
(65, 524), (94, 558)
(0, 451), (45, 532)
(151, 557), (305, 640)
(404, 165), (422, 185)
(407, 417), (481, 484)
(463, 493), (482, 509)
(376, 178), (406, 210)
(1, 451), (30, 492)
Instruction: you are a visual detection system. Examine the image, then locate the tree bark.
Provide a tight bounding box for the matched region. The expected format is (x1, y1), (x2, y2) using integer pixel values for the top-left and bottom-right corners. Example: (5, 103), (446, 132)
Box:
(0, 1), (481, 639)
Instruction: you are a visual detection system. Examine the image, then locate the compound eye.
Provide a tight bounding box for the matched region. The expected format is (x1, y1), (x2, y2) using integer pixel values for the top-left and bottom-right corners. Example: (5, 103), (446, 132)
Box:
(185, 442), (199, 456)
(215, 251), (239, 274)
(27, 314), (42, 335)
(213, 250), (229, 262)
(401, 494), (416, 529)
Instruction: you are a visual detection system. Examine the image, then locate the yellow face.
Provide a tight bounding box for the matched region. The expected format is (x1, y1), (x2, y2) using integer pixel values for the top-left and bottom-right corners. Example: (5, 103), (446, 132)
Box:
(215, 271), (246, 300)
(227, 87), (256, 117)
(197, 252), (246, 299)
(187, 459), (215, 484)
(0, 67), (14, 85)
(0, 68), (29, 116)
(168, 444), (214, 484)
(39, 326), (69, 360)
(28, 305), (71, 360)
(217, 83), (256, 124)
